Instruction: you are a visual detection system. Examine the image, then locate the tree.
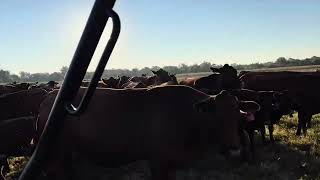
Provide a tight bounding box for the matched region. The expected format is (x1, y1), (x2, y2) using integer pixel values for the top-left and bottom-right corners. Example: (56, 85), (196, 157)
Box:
(60, 66), (69, 78)
(275, 57), (287, 65)
(10, 74), (20, 82)
(0, 70), (11, 83)
(19, 71), (31, 82)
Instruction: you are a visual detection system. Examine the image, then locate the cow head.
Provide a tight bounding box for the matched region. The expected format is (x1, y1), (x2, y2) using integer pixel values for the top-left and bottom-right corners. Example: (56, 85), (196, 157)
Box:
(272, 90), (295, 117)
(150, 69), (172, 85)
(101, 77), (119, 88)
(210, 64), (241, 90)
(47, 81), (58, 89)
(194, 90), (257, 160)
(117, 76), (130, 88)
(210, 64), (237, 78)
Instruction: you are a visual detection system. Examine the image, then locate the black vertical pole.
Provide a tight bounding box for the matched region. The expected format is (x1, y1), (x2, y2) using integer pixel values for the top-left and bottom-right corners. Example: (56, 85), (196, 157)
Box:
(18, 0), (117, 179)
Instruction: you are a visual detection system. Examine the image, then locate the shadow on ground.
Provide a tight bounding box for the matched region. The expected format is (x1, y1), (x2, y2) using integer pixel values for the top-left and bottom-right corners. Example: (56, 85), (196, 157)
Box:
(5, 114), (320, 180)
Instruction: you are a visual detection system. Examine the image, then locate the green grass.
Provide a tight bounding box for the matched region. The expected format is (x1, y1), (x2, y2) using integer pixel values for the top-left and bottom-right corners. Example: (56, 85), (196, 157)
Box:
(3, 113), (320, 180)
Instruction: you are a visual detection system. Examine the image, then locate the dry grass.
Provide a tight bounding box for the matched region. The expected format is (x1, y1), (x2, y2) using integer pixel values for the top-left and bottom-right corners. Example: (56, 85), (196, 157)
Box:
(3, 113), (320, 180)
(177, 65), (320, 81)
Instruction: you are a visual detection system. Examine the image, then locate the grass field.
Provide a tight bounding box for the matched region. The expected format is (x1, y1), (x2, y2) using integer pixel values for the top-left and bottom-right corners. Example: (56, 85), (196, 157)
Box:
(3, 113), (320, 180)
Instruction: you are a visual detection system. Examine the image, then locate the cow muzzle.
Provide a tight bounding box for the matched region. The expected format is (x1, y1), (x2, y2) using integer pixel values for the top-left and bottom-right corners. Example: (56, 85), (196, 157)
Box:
(220, 132), (252, 161)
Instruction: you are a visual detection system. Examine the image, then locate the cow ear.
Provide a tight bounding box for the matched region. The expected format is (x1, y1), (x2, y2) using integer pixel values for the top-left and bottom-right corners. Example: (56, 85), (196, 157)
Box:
(193, 97), (215, 113)
(151, 70), (156, 74)
(239, 101), (260, 112)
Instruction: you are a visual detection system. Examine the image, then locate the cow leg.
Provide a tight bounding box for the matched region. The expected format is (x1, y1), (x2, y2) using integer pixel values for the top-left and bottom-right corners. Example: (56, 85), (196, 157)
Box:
(0, 155), (9, 179)
(260, 126), (266, 144)
(296, 111), (305, 136)
(38, 134), (72, 180)
(306, 114), (313, 129)
(248, 130), (255, 156)
(268, 125), (275, 143)
(150, 161), (175, 180)
(239, 130), (252, 162)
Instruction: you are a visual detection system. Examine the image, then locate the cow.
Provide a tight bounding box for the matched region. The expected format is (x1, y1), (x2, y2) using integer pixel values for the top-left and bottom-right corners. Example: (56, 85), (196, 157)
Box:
(231, 89), (293, 153)
(29, 81), (59, 91)
(156, 75), (179, 87)
(81, 80), (110, 88)
(240, 71), (320, 135)
(8, 82), (34, 90)
(101, 77), (120, 88)
(180, 64), (241, 94)
(149, 69), (174, 85)
(210, 64), (241, 90)
(116, 75), (130, 88)
(179, 74), (222, 94)
(122, 81), (147, 89)
(0, 89), (48, 173)
(0, 83), (33, 95)
(122, 69), (177, 88)
(238, 71), (250, 78)
(34, 85), (257, 180)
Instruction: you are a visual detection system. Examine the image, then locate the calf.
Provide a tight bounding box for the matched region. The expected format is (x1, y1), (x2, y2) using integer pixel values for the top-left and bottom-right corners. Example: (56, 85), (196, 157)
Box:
(232, 89), (293, 153)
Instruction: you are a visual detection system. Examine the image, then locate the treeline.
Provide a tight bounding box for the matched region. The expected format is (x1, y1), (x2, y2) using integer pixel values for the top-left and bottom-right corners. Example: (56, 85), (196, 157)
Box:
(1, 56), (320, 83)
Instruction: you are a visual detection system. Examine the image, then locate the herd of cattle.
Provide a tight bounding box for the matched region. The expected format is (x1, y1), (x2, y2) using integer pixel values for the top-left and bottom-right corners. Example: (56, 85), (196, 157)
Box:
(0, 65), (320, 179)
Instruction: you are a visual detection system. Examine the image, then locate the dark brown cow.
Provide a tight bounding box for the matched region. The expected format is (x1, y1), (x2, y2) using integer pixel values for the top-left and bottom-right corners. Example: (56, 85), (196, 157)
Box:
(0, 83), (32, 95)
(122, 69), (177, 88)
(149, 69), (174, 85)
(8, 82), (33, 90)
(231, 89), (293, 153)
(180, 64), (241, 94)
(240, 71), (320, 135)
(116, 75), (130, 88)
(155, 75), (179, 87)
(210, 64), (241, 90)
(35, 86), (255, 180)
(179, 74), (222, 94)
(0, 89), (48, 172)
(101, 77), (120, 88)
(28, 81), (59, 91)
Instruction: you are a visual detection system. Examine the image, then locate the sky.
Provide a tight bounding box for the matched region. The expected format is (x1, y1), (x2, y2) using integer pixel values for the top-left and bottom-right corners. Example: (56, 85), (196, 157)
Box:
(0, 0), (320, 74)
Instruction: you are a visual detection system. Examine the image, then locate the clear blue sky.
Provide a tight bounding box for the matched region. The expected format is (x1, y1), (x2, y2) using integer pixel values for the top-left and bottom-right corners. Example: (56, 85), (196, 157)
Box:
(0, 0), (320, 74)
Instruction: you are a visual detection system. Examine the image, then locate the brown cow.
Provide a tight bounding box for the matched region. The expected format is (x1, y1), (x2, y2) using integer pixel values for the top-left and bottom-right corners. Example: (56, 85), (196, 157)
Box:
(240, 71), (320, 135)
(34, 86), (256, 180)
(0, 89), (48, 173)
